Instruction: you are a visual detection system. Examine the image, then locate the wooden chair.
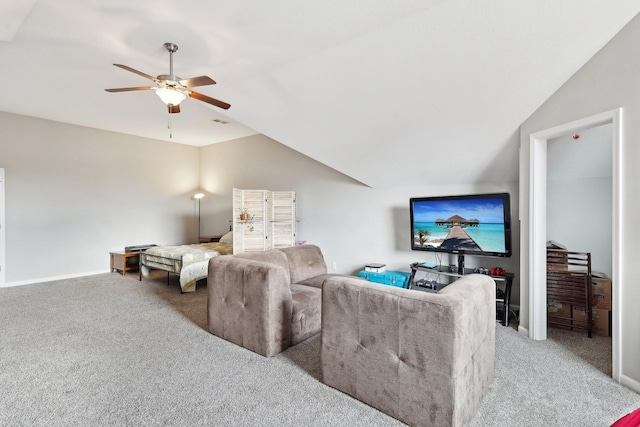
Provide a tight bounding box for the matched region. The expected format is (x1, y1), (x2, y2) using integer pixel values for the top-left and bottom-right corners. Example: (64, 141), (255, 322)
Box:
(547, 249), (593, 337)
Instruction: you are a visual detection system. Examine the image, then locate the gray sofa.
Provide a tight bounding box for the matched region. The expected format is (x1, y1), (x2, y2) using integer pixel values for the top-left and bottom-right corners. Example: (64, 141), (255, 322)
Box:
(321, 274), (496, 427)
(207, 244), (333, 357)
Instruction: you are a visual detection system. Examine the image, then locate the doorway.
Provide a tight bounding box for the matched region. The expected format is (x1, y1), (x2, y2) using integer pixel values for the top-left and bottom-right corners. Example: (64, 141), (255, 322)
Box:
(527, 109), (621, 382)
(547, 124), (612, 277)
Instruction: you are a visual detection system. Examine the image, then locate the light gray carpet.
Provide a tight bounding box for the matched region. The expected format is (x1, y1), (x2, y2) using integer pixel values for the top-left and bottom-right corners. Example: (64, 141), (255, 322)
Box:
(0, 272), (638, 426)
(546, 327), (612, 377)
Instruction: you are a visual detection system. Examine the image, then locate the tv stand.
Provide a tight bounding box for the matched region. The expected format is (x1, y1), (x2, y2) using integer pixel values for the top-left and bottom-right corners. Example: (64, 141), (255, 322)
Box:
(457, 254), (465, 275)
(409, 262), (514, 326)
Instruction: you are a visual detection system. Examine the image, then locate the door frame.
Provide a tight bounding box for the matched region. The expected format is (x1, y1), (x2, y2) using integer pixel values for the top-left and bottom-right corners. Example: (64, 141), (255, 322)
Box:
(528, 108), (621, 382)
(0, 168), (4, 286)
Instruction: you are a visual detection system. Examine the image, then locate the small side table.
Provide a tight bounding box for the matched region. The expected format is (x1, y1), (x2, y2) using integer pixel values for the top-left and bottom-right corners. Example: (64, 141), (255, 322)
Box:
(110, 251), (139, 275)
(199, 235), (223, 243)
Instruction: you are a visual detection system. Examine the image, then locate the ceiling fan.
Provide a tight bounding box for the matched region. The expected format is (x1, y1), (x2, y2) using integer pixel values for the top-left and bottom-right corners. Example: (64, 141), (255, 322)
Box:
(105, 42), (230, 113)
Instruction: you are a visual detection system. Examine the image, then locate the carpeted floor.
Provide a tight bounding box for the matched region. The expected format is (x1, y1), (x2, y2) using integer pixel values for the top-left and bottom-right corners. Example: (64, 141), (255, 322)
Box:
(508, 311), (612, 377)
(0, 272), (637, 426)
(547, 327), (612, 377)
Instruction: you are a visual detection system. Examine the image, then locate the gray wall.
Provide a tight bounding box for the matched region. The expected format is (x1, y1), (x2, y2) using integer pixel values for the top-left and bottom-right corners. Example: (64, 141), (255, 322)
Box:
(0, 100), (524, 330)
(0, 112), (200, 284)
(1, 116), (520, 297)
(199, 134), (520, 303)
(520, 14), (640, 389)
(547, 176), (612, 276)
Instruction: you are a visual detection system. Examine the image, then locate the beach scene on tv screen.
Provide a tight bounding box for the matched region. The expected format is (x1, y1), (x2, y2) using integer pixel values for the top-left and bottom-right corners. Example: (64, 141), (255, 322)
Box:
(412, 198), (507, 253)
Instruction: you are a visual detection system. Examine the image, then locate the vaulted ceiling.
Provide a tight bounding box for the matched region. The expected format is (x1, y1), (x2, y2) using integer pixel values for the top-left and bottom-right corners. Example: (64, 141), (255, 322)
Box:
(1, 1), (638, 187)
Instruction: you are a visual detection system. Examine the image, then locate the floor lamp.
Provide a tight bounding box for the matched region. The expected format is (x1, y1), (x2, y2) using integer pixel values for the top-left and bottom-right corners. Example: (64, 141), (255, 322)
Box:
(193, 192), (205, 240)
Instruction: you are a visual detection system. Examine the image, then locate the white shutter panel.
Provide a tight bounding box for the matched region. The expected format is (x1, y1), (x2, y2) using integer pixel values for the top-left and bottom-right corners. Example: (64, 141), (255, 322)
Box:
(233, 188), (268, 253)
(270, 191), (296, 248)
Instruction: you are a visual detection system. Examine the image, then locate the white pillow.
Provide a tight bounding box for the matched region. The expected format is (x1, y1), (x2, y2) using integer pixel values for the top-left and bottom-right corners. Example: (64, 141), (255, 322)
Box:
(220, 231), (233, 244)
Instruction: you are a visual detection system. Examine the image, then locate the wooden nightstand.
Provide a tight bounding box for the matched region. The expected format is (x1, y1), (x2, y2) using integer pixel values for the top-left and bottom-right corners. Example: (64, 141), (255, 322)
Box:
(110, 251), (139, 275)
(199, 235), (223, 243)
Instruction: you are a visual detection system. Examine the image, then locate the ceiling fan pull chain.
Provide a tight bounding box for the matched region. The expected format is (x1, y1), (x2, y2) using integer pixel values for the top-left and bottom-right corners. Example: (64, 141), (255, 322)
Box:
(168, 113), (173, 139)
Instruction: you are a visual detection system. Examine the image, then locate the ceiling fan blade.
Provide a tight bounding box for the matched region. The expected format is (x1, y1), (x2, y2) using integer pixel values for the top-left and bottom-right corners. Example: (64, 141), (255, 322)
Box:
(113, 64), (159, 83)
(168, 104), (180, 114)
(179, 75), (216, 88)
(105, 86), (155, 92)
(189, 91), (231, 110)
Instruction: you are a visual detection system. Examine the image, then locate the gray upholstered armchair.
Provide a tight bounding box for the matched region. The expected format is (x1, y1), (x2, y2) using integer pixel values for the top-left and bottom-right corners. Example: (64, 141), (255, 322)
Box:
(321, 274), (496, 427)
(207, 245), (331, 357)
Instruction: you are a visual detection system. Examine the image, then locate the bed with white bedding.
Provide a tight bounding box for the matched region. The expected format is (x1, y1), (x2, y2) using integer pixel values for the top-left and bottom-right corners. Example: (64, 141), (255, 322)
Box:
(139, 240), (233, 293)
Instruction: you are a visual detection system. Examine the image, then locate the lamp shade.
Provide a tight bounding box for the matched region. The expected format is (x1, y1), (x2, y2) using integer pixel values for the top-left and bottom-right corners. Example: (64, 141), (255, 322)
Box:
(155, 87), (187, 106)
(193, 192), (205, 199)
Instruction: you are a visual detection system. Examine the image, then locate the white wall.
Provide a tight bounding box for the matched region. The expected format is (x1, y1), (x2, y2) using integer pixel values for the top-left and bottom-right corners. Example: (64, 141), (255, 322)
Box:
(1, 111), (521, 299)
(520, 14), (640, 389)
(547, 176), (612, 276)
(0, 112), (200, 285)
(199, 134), (521, 303)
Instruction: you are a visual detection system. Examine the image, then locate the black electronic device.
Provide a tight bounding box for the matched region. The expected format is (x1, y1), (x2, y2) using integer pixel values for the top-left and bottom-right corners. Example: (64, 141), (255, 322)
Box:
(124, 244), (157, 253)
(413, 278), (440, 290)
(410, 192), (512, 274)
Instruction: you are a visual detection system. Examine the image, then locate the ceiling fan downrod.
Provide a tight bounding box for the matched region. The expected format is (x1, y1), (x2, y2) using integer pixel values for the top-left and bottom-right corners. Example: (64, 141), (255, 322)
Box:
(164, 42), (179, 79)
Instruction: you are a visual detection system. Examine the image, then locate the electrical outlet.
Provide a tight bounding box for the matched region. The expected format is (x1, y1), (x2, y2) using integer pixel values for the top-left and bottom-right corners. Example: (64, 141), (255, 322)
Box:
(331, 261), (337, 270)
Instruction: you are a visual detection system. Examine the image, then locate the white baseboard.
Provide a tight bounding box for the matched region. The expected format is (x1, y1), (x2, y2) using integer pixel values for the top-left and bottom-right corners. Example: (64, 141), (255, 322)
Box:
(620, 374), (640, 394)
(518, 325), (529, 336)
(2, 269), (110, 288)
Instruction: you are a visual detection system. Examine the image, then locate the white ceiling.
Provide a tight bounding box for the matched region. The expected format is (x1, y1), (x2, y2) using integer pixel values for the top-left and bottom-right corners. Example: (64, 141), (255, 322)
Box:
(1, 1), (638, 187)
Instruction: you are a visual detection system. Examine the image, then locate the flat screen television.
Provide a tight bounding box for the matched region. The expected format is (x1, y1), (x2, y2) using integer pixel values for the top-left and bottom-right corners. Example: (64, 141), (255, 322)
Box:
(410, 193), (512, 271)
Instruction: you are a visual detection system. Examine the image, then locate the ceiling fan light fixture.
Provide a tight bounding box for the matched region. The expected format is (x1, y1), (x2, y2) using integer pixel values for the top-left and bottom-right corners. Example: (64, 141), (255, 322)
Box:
(155, 87), (187, 106)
